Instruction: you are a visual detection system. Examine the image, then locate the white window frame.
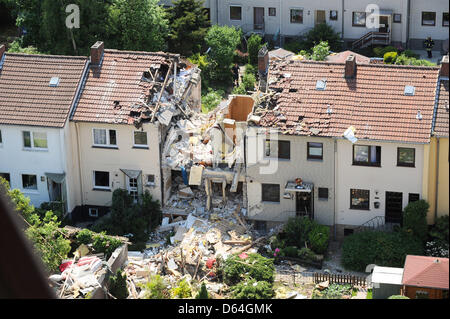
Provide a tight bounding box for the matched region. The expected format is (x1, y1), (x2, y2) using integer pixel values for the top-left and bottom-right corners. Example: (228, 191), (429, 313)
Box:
(23, 131), (48, 150)
(21, 174), (38, 191)
(92, 128), (117, 148)
(88, 208), (99, 217)
(290, 8), (304, 24)
(230, 5), (242, 21)
(133, 131), (148, 148)
(93, 171), (111, 190)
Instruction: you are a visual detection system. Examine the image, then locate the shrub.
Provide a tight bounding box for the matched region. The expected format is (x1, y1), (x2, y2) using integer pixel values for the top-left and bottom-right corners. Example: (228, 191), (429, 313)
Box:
(373, 46), (398, 57)
(76, 229), (123, 259)
(308, 224), (330, 254)
(429, 215), (449, 242)
(342, 231), (423, 272)
(195, 282), (209, 299)
(302, 23), (342, 52)
(230, 279), (274, 299)
(241, 72), (256, 91)
(244, 64), (257, 76)
(403, 200), (429, 243)
(297, 247), (318, 262)
(232, 84), (247, 95)
(383, 51), (398, 64)
(140, 275), (170, 299)
(247, 34), (264, 66)
(310, 41), (330, 61)
(388, 295), (410, 299)
(402, 49), (419, 59)
(171, 279), (192, 299)
(283, 217), (315, 249)
(223, 253), (274, 285)
(108, 270), (129, 299)
(312, 284), (352, 299)
(281, 246), (299, 258)
(201, 88), (224, 113)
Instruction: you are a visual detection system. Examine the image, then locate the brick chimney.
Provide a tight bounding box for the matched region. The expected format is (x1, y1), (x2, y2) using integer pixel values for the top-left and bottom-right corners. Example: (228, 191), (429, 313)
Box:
(258, 45), (269, 76)
(90, 41), (104, 66)
(344, 55), (356, 79)
(440, 55), (449, 78)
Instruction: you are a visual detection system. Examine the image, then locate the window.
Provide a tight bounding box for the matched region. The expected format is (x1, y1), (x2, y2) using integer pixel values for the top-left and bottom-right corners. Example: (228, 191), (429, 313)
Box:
(353, 145), (381, 167)
(443, 13), (449, 27)
(88, 208), (99, 218)
(93, 171), (110, 189)
(330, 10), (338, 21)
(146, 174), (155, 186)
(397, 147), (415, 167)
(318, 188), (329, 200)
(269, 8), (276, 17)
(290, 9), (303, 24)
(22, 174), (37, 190)
(262, 184), (280, 202)
(134, 131), (148, 147)
(350, 189), (370, 210)
(0, 173), (10, 183)
(23, 131), (48, 149)
(352, 12), (366, 27)
(93, 129), (117, 147)
(422, 12), (436, 26)
(393, 14), (402, 23)
(408, 193), (420, 203)
(230, 6), (242, 20)
(307, 142), (323, 160)
(265, 140), (290, 159)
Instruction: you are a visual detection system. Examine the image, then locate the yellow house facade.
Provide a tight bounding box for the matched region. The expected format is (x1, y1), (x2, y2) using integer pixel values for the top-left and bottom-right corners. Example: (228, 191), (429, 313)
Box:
(423, 56), (449, 224)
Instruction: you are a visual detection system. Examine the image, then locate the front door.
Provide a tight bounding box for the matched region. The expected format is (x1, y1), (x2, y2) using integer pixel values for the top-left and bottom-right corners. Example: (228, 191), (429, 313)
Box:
(385, 191), (403, 224)
(296, 191), (314, 219)
(379, 16), (389, 32)
(315, 10), (326, 25)
(127, 176), (139, 203)
(254, 7), (264, 31)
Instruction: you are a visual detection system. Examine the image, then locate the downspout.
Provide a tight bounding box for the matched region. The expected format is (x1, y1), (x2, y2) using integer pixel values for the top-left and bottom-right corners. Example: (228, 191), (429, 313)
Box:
(406, 0), (411, 49)
(216, 0), (219, 25)
(75, 122), (84, 206)
(341, 0), (345, 42)
(333, 138), (338, 240)
(279, 0), (282, 47)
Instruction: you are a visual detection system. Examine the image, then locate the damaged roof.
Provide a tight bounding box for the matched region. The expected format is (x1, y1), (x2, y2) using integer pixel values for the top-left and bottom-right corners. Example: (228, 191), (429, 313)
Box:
(71, 49), (179, 125)
(0, 53), (88, 128)
(433, 79), (449, 137)
(260, 59), (440, 143)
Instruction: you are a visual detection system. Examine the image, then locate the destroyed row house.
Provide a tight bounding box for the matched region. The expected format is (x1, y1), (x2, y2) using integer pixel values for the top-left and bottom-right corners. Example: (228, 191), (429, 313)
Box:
(0, 42), (448, 240)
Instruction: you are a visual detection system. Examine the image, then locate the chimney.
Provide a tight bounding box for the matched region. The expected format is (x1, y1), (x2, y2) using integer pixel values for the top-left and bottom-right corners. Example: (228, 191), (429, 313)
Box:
(258, 45), (269, 76)
(440, 55), (449, 78)
(90, 41), (104, 66)
(344, 55), (356, 79)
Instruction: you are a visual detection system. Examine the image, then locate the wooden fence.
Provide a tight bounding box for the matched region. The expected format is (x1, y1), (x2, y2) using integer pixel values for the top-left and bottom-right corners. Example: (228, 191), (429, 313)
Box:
(313, 273), (367, 286)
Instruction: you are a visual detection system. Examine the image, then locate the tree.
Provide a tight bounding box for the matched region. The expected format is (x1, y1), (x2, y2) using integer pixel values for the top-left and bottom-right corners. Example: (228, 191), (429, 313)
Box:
(205, 25), (242, 82)
(247, 33), (263, 66)
(403, 200), (430, 243)
(195, 282), (209, 299)
(108, 270), (129, 299)
(167, 0), (210, 57)
(107, 0), (168, 52)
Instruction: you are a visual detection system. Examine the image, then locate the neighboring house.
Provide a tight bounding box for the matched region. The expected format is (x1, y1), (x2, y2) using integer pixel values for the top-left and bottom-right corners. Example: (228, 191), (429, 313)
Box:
(371, 266), (404, 299)
(248, 53), (441, 237)
(423, 55), (449, 224)
(325, 50), (371, 64)
(160, 0), (449, 50)
(401, 255), (449, 299)
(69, 42), (201, 221)
(0, 44), (88, 213)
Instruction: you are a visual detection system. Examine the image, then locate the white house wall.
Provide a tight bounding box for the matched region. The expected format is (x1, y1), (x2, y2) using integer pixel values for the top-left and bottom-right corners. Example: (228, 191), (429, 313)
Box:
(0, 124), (66, 208)
(335, 139), (424, 230)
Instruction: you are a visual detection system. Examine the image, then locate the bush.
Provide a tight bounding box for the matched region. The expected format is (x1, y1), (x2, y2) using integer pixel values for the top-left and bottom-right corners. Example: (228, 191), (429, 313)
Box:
(281, 246), (299, 258)
(171, 279), (192, 299)
(342, 231), (423, 272)
(141, 275), (170, 299)
(302, 23), (342, 52)
(403, 200), (429, 243)
(241, 72), (256, 91)
(312, 284), (352, 299)
(223, 253), (274, 285)
(283, 217), (315, 249)
(247, 34), (264, 66)
(402, 49), (419, 59)
(201, 88), (224, 113)
(383, 51), (398, 64)
(394, 54), (436, 66)
(429, 215), (449, 242)
(195, 283), (209, 299)
(308, 224), (330, 254)
(244, 64), (257, 76)
(373, 46), (398, 57)
(108, 270), (129, 299)
(232, 84), (247, 95)
(297, 247), (318, 262)
(230, 279), (274, 299)
(75, 229), (123, 259)
(310, 41), (330, 61)
(388, 295), (410, 299)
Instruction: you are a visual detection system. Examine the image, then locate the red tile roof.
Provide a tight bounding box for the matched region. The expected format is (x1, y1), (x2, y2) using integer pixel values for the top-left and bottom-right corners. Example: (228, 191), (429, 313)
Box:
(326, 50), (371, 64)
(402, 255), (449, 289)
(260, 59), (440, 143)
(0, 53), (88, 128)
(72, 49), (178, 124)
(433, 79), (449, 137)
